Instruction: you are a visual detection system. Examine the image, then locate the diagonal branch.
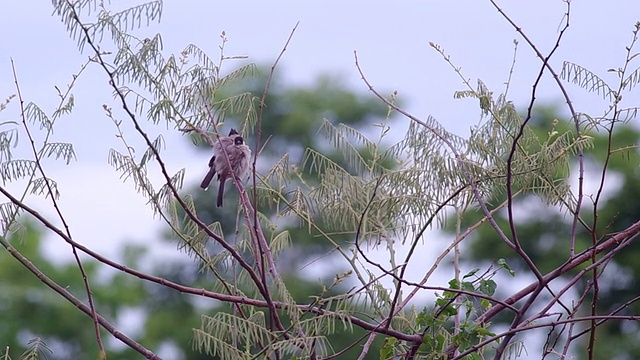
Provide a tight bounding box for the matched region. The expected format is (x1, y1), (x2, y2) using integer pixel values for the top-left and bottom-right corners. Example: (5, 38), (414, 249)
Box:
(492, 1), (572, 356)
(0, 235), (159, 359)
(10, 58), (106, 357)
(488, 0), (584, 259)
(62, 0), (293, 343)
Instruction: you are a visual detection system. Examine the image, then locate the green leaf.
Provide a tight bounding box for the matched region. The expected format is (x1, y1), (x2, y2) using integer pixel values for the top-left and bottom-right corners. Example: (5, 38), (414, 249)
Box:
(479, 279), (497, 296)
(435, 333), (446, 351)
(480, 298), (492, 309)
(421, 334), (434, 353)
(380, 337), (397, 360)
(448, 278), (460, 289)
(416, 308), (434, 327)
(498, 258), (516, 276)
(441, 290), (457, 301)
(440, 304), (458, 317)
(475, 326), (496, 337)
(463, 268), (480, 278)
(461, 281), (475, 292)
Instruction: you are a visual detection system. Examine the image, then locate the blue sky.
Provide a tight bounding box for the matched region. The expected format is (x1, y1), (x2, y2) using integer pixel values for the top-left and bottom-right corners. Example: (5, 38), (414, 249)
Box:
(0, 1), (638, 265)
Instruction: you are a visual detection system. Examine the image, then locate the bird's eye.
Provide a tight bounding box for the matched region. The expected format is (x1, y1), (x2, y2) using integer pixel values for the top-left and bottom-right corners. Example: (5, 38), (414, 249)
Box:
(234, 136), (244, 145)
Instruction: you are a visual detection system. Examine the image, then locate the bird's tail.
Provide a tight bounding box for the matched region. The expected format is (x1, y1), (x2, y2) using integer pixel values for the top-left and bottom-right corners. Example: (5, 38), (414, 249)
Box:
(216, 177), (226, 207)
(200, 167), (216, 190)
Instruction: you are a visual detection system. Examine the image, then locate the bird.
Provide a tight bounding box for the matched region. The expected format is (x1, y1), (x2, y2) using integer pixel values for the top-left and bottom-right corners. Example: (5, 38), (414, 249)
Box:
(200, 128), (251, 207)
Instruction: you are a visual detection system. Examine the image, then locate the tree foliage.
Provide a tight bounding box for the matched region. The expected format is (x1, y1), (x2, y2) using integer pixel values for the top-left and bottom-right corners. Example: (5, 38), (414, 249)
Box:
(2, 1), (640, 360)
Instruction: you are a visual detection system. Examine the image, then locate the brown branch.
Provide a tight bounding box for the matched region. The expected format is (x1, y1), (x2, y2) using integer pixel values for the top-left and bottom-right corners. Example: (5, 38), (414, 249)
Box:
(487, 0), (584, 259)
(0, 236), (159, 359)
(253, 21), (300, 263)
(58, 1), (294, 349)
(0, 180), (425, 353)
(10, 58), (106, 357)
(64, 0), (270, 302)
(354, 50), (541, 276)
(454, 313), (640, 360)
(200, 120), (289, 340)
(354, 51), (541, 359)
(503, 3), (570, 280)
(478, 220), (640, 324)
(492, 1), (572, 356)
(197, 24), (302, 345)
(585, 24), (640, 359)
(246, 21), (299, 349)
(573, 294), (640, 341)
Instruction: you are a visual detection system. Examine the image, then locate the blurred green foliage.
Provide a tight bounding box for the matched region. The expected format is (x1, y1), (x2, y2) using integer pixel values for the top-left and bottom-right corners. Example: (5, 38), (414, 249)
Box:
(1, 70), (390, 359)
(448, 106), (640, 359)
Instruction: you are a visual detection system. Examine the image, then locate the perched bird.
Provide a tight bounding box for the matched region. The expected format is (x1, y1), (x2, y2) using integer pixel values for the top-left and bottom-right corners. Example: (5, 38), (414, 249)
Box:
(200, 128), (251, 207)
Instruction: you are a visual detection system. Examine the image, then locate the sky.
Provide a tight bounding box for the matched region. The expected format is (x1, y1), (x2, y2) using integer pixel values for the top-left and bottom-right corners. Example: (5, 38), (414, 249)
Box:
(0, 1), (639, 275)
(1, 2), (639, 358)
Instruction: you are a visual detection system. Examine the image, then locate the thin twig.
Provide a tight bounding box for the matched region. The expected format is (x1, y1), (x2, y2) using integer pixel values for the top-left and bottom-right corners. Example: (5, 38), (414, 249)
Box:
(251, 21), (298, 298)
(10, 59), (106, 358)
(0, 236), (159, 359)
(247, 21), (302, 351)
(63, 1), (292, 343)
(474, 219), (640, 325)
(354, 50), (540, 272)
(254, 20), (299, 222)
(453, 313), (640, 360)
(504, 39), (519, 97)
(585, 23), (640, 359)
(492, 1), (572, 356)
(488, 0), (584, 259)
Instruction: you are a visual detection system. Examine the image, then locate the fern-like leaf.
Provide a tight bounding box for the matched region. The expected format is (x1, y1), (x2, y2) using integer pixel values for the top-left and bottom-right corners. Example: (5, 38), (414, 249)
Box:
(0, 202), (20, 233)
(39, 142), (76, 164)
(23, 103), (52, 131)
(51, 94), (75, 119)
(561, 61), (614, 100)
(623, 66), (640, 91)
(140, 135), (165, 166)
(30, 177), (60, 200)
(19, 338), (52, 360)
(0, 128), (18, 162)
(0, 159), (36, 183)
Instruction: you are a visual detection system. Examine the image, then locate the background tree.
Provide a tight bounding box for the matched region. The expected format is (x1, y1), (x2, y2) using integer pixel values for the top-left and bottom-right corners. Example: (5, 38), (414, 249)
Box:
(2, 1), (640, 360)
(190, 70), (389, 270)
(448, 106), (640, 359)
(0, 70), (391, 359)
(173, 69), (392, 358)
